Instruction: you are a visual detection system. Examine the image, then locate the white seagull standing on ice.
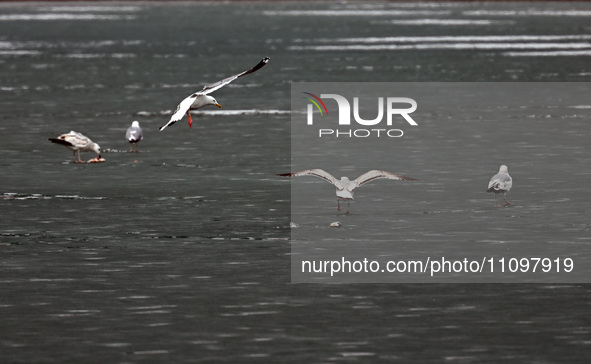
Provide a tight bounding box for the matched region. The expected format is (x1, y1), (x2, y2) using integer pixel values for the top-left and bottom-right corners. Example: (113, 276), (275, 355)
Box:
(125, 120), (143, 152)
(487, 164), (513, 206)
(48, 131), (102, 163)
(159, 57), (270, 131)
(278, 169), (417, 214)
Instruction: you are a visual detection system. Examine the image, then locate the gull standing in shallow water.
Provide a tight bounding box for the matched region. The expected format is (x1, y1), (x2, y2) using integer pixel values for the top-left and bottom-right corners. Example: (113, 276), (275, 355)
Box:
(125, 121), (143, 152)
(159, 57), (270, 131)
(48, 131), (102, 163)
(278, 169), (417, 214)
(487, 164), (513, 206)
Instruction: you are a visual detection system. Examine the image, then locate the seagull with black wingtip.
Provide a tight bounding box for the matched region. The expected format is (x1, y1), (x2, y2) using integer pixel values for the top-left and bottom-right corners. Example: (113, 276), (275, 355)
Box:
(159, 57), (270, 131)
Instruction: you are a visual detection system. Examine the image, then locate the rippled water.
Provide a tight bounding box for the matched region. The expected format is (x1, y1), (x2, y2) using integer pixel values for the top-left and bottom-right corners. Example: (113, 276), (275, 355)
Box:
(1, 2), (590, 362)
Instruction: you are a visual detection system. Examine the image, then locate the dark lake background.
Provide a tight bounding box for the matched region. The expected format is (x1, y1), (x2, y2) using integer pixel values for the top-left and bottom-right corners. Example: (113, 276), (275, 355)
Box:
(1, 1), (590, 362)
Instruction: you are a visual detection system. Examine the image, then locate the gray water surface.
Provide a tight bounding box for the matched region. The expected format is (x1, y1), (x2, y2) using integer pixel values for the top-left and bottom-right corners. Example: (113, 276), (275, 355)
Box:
(1, 2), (590, 363)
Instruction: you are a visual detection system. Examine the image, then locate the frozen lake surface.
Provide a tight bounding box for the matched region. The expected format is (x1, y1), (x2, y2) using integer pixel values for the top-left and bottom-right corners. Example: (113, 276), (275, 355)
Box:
(1, 1), (590, 362)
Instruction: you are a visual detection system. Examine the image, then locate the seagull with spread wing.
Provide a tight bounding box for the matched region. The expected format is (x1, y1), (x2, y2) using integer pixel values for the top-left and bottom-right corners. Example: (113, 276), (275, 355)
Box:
(487, 165), (513, 206)
(278, 169), (417, 214)
(48, 131), (102, 163)
(159, 57), (270, 131)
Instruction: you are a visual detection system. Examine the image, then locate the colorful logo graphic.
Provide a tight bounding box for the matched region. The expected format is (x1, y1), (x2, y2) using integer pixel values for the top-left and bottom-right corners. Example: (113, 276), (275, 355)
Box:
(302, 92), (328, 116)
(301, 90), (418, 138)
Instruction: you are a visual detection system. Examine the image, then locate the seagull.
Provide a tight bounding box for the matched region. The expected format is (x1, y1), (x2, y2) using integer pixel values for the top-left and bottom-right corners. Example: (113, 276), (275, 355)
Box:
(159, 56), (270, 131)
(125, 120), (143, 152)
(48, 131), (101, 163)
(487, 164), (513, 206)
(278, 169), (417, 214)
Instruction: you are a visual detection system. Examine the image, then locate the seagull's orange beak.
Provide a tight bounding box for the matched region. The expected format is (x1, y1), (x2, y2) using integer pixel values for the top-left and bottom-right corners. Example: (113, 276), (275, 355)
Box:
(216, 103), (222, 108)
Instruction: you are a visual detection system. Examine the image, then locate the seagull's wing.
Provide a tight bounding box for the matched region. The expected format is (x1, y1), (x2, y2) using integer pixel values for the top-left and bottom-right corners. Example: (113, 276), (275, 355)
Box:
(277, 169), (339, 186)
(198, 57), (270, 96)
(49, 131), (91, 149)
(48, 137), (74, 147)
(487, 173), (512, 192)
(125, 127), (134, 142)
(126, 126), (142, 142)
(504, 177), (513, 192)
(159, 95), (198, 131)
(135, 126), (143, 142)
(352, 170), (417, 189)
(67, 131), (93, 148)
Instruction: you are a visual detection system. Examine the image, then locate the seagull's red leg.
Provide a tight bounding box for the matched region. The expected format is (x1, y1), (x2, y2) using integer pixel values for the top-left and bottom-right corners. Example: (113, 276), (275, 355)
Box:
(344, 201), (350, 215)
(73, 151), (82, 163)
(337, 199), (341, 212)
(503, 194), (512, 206)
(187, 110), (193, 128)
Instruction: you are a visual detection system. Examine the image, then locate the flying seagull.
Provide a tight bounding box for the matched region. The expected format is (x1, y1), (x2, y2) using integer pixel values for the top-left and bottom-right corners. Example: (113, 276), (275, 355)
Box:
(487, 164), (513, 206)
(125, 120), (143, 152)
(278, 169), (417, 214)
(159, 56), (270, 131)
(49, 131), (101, 163)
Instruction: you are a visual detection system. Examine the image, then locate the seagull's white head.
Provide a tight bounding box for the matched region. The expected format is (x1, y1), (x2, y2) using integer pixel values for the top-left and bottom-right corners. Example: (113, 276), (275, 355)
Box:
(341, 177), (350, 182)
(91, 143), (101, 158)
(499, 165), (509, 173)
(131, 121), (140, 128)
(205, 95), (222, 108)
